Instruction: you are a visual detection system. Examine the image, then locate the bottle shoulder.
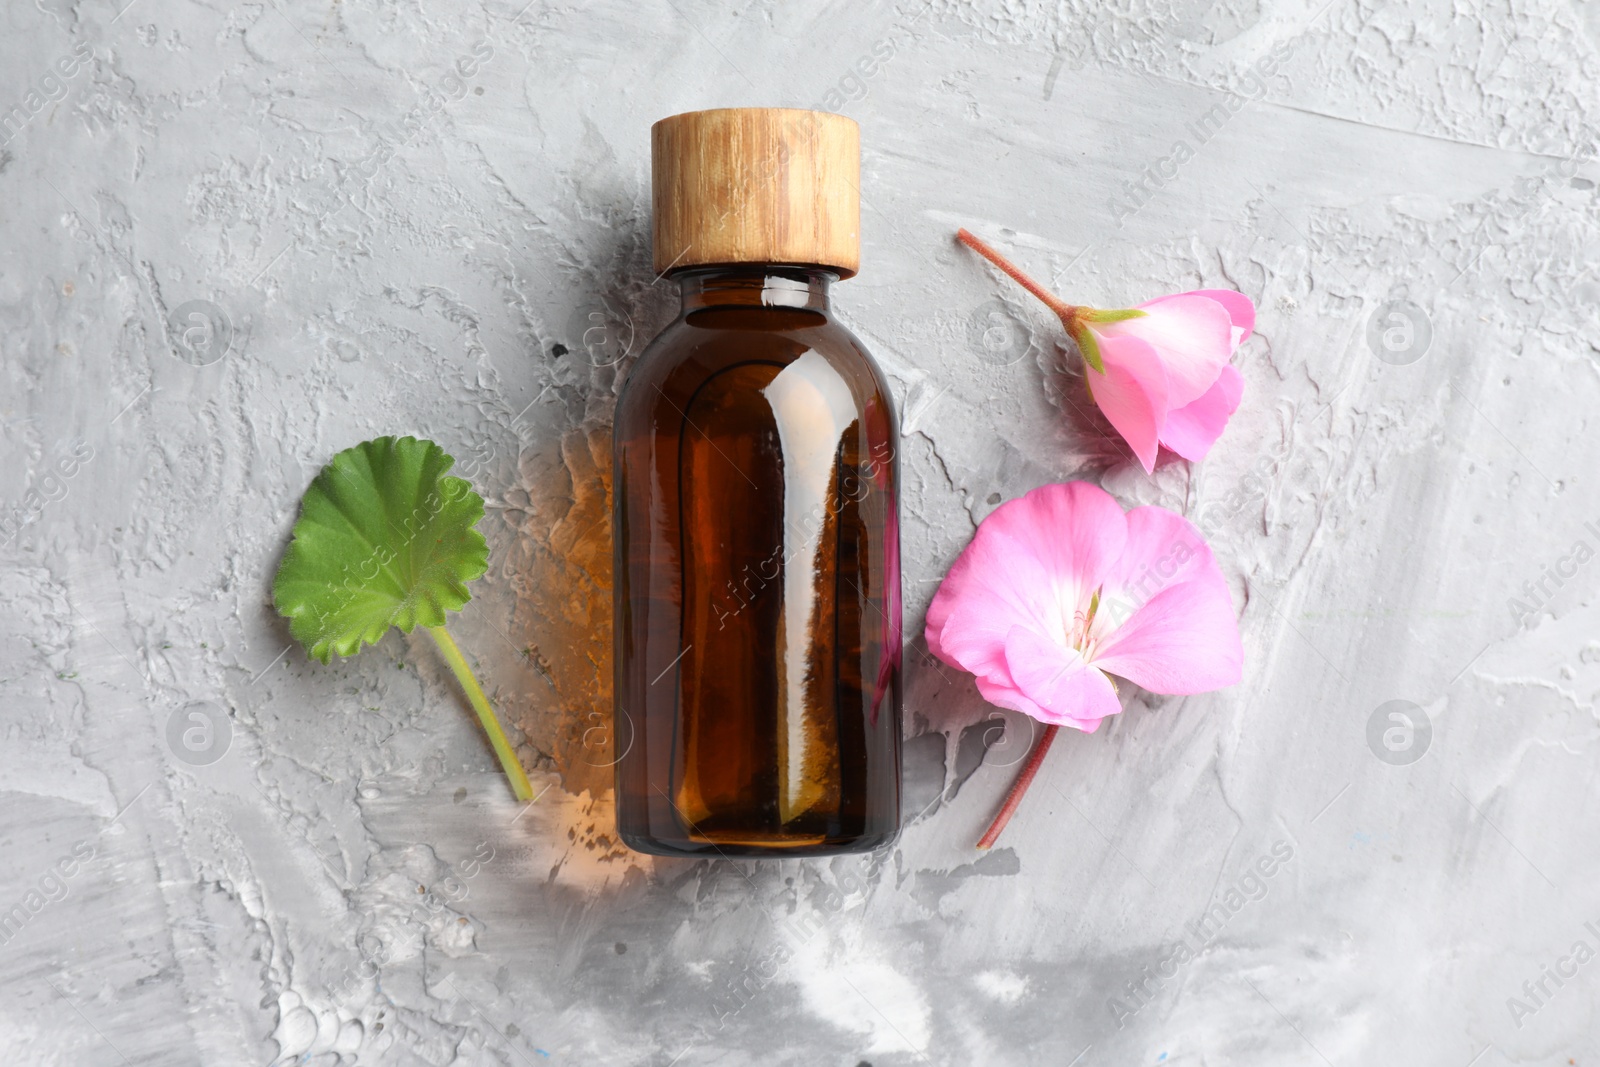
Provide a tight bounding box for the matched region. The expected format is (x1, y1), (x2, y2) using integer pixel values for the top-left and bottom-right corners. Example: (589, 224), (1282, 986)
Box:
(616, 310), (893, 424)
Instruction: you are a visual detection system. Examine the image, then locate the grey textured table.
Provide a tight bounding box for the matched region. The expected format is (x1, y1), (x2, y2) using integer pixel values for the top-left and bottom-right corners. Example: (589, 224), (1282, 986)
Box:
(3, 1), (1598, 1064)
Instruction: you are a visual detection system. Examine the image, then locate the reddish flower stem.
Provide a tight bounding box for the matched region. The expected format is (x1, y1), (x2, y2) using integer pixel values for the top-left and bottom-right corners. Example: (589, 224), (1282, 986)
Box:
(956, 228), (1078, 329)
(977, 723), (1060, 849)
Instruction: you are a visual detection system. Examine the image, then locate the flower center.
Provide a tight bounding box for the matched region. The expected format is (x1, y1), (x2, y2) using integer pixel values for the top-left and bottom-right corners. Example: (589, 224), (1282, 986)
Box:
(1065, 587), (1104, 660)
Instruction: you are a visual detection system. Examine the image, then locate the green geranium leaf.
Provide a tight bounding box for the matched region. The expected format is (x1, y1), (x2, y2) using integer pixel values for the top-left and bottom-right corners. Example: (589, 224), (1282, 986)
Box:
(273, 435), (488, 663)
(271, 435), (532, 801)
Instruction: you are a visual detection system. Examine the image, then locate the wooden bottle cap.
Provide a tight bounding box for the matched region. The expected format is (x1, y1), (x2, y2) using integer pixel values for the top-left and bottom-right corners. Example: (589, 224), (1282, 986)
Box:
(651, 108), (861, 279)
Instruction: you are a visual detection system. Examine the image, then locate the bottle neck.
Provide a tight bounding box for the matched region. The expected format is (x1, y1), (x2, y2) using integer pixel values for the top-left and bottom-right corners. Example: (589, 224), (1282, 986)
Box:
(676, 266), (836, 314)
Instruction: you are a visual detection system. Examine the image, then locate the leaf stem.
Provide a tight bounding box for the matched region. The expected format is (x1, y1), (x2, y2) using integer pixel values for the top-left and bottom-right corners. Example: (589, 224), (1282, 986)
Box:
(977, 723), (1059, 849)
(427, 625), (534, 802)
(956, 229), (1110, 373)
(956, 228), (1078, 322)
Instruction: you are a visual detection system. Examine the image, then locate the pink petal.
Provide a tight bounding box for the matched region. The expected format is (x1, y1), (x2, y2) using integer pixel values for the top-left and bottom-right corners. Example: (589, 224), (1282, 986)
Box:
(1092, 577), (1242, 694)
(929, 483), (1128, 679)
(932, 579), (1044, 683)
(1159, 364), (1244, 461)
(926, 515), (1062, 678)
(970, 655), (1069, 728)
(988, 482), (1129, 611)
(974, 670), (1052, 721)
(1086, 335), (1169, 474)
(1182, 289), (1256, 349)
(1094, 293), (1233, 408)
(1097, 505), (1223, 615)
(1003, 625), (1123, 728)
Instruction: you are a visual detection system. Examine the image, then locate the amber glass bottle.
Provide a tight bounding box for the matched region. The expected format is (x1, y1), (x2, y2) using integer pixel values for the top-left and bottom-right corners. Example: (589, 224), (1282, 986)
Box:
(611, 108), (901, 856)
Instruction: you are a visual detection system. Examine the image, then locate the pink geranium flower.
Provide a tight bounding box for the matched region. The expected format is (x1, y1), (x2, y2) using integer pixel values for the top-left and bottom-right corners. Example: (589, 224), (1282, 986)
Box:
(926, 481), (1242, 846)
(957, 229), (1254, 472)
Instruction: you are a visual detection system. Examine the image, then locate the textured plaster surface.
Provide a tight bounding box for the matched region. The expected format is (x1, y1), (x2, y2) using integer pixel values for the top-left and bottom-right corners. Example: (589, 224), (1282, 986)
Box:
(2, 0), (1599, 1064)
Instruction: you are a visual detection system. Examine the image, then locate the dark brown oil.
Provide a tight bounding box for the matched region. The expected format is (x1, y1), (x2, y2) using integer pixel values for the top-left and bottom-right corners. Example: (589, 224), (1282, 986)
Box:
(611, 267), (901, 856)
